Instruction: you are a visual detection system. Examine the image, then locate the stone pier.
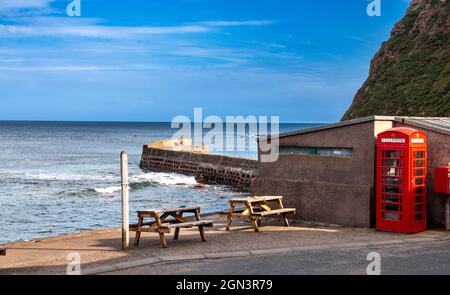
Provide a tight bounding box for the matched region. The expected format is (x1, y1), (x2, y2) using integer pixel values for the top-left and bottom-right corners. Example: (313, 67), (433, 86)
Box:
(139, 141), (258, 191)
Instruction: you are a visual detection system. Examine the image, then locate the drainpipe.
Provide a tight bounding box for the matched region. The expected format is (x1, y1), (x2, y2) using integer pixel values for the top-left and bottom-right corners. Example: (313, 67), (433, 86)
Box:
(446, 196), (450, 231)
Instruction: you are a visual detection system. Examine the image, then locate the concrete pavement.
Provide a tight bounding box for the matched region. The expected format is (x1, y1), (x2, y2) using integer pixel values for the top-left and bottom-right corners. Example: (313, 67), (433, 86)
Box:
(104, 239), (450, 275)
(1, 214), (449, 275)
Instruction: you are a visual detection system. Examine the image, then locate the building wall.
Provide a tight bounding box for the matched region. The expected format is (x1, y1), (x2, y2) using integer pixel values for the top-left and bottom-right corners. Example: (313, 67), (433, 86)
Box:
(254, 120), (393, 227)
(254, 119), (449, 228)
(394, 122), (450, 227)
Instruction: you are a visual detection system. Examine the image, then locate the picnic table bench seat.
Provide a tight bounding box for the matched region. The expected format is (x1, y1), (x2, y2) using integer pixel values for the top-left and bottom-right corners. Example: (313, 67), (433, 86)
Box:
(130, 220), (213, 234)
(251, 208), (296, 217)
(0, 246), (6, 256)
(159, 220), (214, 229)
(129, 223), (160, 232)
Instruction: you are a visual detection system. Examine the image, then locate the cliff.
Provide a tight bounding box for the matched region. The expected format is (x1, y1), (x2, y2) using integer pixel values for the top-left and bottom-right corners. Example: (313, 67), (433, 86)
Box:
(342, 0), (450, 121)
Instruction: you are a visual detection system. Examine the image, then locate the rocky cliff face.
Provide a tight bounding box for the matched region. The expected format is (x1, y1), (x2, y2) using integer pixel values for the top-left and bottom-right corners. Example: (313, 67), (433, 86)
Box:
(342, 0), (449, 121)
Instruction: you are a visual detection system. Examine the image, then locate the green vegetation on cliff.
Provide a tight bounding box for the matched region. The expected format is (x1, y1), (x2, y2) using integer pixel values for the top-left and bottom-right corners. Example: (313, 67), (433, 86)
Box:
(342, 0), (450, 121)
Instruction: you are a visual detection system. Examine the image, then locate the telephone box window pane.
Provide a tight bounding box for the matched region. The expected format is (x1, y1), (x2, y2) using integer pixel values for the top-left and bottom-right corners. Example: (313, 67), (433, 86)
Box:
(414, 169), (424, 176)
(383, 167), (403, 176)
(382, 159), (402, 167)
(383, 204), (401, 212)
(414, 151), (425, 159)
(383, 185), (403, 194)
(384, 177), (402, 186)
(384, 150), (402, 159)
(415, 204), (423, 212)
(415, 177), (424, 185)
(415, 187), (424, 194)
(415, 213), (423, 221)
(414, 160), (425, 167)
(382, 212), (401, 221)
(416, 196), (423, 202)
(383, 194), (401, 203)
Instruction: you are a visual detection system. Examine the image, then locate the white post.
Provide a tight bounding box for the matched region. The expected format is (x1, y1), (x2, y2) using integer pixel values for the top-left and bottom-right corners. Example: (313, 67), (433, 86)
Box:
(120, 151), (129, 250)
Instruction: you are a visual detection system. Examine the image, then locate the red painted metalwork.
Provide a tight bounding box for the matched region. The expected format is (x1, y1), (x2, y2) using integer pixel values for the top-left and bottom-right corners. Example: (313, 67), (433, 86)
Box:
(376, 127), (427, 233)
(434, 166), (450, 194)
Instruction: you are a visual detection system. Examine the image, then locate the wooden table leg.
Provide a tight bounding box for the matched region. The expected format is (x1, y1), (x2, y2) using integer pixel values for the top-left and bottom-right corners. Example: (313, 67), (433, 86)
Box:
(155, 215), (168, 248)
(281, 213), (290, 227)
(198, 225), (206, 242)
(194, 208), (207, 242)
(194, 208), (201, 221)
(247, 202), (260, 232)
(251, 218), (260, 232)
(174, 212), (184, 240)
(134, 216), (143, 246)
(159, 232), (168, 248)
(277, 198), (290, 227)
(226, 204), (235, 231)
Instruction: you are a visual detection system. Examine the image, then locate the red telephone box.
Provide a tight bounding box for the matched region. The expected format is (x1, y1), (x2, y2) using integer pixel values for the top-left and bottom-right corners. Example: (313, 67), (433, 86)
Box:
(376, 127), (427, 233)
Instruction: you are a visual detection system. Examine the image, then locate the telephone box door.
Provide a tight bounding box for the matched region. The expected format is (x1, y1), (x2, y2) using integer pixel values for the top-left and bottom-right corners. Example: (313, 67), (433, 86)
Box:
(377, 148), (407, 232)
(410, 148), (427, 232)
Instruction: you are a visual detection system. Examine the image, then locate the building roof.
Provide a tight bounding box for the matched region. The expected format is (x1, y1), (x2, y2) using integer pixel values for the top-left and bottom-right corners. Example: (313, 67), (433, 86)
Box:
(395, 117), (450, 136)
(258, 115), (450, 141)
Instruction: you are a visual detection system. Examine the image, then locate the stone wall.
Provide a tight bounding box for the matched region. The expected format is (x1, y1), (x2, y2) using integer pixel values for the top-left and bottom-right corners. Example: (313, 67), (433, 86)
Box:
(139, 145), (258, 191)
(251, 178), (372, 227)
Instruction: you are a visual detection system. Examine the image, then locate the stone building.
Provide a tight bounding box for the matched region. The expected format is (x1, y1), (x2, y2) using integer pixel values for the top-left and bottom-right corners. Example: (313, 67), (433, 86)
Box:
(253, 116), (450, 228)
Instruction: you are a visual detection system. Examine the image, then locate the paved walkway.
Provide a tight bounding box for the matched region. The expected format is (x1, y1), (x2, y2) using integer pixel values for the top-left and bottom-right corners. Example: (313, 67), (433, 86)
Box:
(106, 239), (450, 275)
(1, 214), (448, 274)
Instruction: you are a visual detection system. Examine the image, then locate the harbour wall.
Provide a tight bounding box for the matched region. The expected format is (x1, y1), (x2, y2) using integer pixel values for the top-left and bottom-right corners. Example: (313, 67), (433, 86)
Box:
(139, 144), (258, 191)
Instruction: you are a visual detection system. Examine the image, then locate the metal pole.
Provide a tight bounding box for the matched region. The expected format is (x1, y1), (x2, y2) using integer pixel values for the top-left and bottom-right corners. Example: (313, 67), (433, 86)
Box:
(120, 151), (129, 250)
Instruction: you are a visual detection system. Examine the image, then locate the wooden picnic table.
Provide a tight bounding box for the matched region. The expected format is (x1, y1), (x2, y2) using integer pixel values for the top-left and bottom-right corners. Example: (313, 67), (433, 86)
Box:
(226, 196), (296, 232)
(130, 206), (213, 248)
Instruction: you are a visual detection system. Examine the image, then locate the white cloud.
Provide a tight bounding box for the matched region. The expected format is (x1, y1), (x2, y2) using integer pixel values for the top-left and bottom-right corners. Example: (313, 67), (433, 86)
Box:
(0, 0), (53, 11)
(0, 24), (213, 38)
(0, 65), (117, 72)
(0, 63), (166, 72)
(0, 6), (279, 73)
(194, 20), (274, 27)
(347, 35), (364, 42)
(0, 17), (275, 39)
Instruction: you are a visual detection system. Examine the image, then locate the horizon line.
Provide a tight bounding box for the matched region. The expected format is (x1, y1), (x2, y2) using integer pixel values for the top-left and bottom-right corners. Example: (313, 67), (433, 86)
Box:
(0, 119), (331, 124)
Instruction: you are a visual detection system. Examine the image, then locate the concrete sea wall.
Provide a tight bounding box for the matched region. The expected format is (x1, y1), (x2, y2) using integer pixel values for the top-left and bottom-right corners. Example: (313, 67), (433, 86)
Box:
(139, 145), (258, 191)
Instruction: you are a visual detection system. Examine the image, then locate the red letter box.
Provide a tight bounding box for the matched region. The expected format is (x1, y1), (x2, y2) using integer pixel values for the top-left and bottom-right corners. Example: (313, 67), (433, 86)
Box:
(434, 166), (450, 194)
(376, 127), (427, 233)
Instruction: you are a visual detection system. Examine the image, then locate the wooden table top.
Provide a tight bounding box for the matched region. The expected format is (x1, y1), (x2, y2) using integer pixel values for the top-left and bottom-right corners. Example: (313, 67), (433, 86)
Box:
(137, 206), (200, 215)
(229, 196), (283, 203)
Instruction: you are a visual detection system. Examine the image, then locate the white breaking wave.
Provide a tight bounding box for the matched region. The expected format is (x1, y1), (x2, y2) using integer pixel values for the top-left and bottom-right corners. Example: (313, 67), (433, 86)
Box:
(131, 172), (198, 186)
(24, 172), (117, 182)
(94, 186), (121, 194)
(93, 172), (199, 195)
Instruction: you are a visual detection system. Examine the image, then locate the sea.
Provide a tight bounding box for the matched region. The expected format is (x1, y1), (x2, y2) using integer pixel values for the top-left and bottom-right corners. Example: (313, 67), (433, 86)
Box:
(0, 121), (321, 243)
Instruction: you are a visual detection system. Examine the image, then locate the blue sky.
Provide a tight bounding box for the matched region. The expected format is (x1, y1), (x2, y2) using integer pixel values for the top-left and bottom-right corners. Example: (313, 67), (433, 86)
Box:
(0, 0), (411, 123)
